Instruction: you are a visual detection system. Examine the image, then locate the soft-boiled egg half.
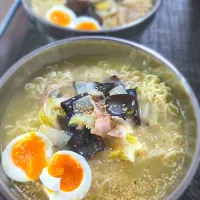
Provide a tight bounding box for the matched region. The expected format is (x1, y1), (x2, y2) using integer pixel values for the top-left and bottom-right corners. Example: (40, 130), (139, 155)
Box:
(2, 132), (53, 182)
(40, 151), (92, 200)
(46, 6), (76, 28)
(46, 6), (101, 31)
(75, 16), (101, 31)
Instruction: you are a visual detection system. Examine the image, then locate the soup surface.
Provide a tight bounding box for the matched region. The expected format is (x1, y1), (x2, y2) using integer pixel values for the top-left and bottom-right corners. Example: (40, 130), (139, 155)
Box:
(1, 56), (186, 200)
(31, 0), (153, 30)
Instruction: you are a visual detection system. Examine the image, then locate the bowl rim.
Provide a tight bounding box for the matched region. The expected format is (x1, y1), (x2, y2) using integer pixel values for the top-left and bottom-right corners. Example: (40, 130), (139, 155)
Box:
(21, 0), (163, 33)
(0, 36), (200, 200)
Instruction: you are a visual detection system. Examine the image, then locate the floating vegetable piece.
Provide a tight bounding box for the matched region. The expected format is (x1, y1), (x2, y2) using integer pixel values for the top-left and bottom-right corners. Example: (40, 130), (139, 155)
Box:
(61, 93), (88, 114)
(127, 89), (141, 125)
(106, 88), (141, 125)
(67, 0), (90, 15)
(39, 125), (71, 147)
(109, 85), (127, 95)
(67, 127), (105, 159)
(139, 101), (158, 123)
(106, 94), (134, 117)
(69, 113), (95, 129)
(75, 81), (96, 94)
(76, 135), (105, 159)
(105, 75), (124, 86)
(57, 112), (74, 132)
(95, 0), (117, 17)
(109, 150), (127, 160)
(96, 1), (111, 10)
(123, 135), (142, 162)
(75, 80), (122, 99)
(95, 82), (117, 97)
(74, 81), (116, 96)
(75, 81), (102, 95)
(73, 95), (94, 113)
(67, 127), (90, 149)
(38, 96), (64, 129)
(109, 134), (142, 162)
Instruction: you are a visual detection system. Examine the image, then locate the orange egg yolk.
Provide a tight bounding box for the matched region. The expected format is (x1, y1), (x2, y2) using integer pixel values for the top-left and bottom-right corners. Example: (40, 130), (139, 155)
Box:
(76, 22), (99, 31)
(12, 133), (47, 180)
(48, 154), (84, 192)
(49, 11), (71, 27)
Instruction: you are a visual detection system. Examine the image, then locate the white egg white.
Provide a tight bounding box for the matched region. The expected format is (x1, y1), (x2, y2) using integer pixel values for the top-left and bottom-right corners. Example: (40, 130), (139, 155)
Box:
(46, 6), (77, 27)
(75, 16), (101, 30)
(40, 151), (92, 200)
(2, 132), (53, 182)
(40, 168), (61, 191)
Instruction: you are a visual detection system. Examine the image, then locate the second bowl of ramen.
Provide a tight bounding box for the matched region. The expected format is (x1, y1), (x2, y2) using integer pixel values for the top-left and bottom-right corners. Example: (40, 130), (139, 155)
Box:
(21, 0), (162, 38)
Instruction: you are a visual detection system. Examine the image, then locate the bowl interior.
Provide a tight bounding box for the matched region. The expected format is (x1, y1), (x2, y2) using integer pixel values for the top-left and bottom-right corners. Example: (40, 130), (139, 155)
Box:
(0, 38), (199, 200)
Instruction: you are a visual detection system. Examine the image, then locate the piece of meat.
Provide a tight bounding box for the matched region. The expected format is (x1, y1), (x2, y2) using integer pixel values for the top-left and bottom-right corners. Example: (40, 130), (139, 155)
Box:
(42, 83), (74, 105)
(42, 84), (58, 105)
(107, 125), (126, 137)
(89, 96), (111, 138)
(107, 116), (127, 137)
